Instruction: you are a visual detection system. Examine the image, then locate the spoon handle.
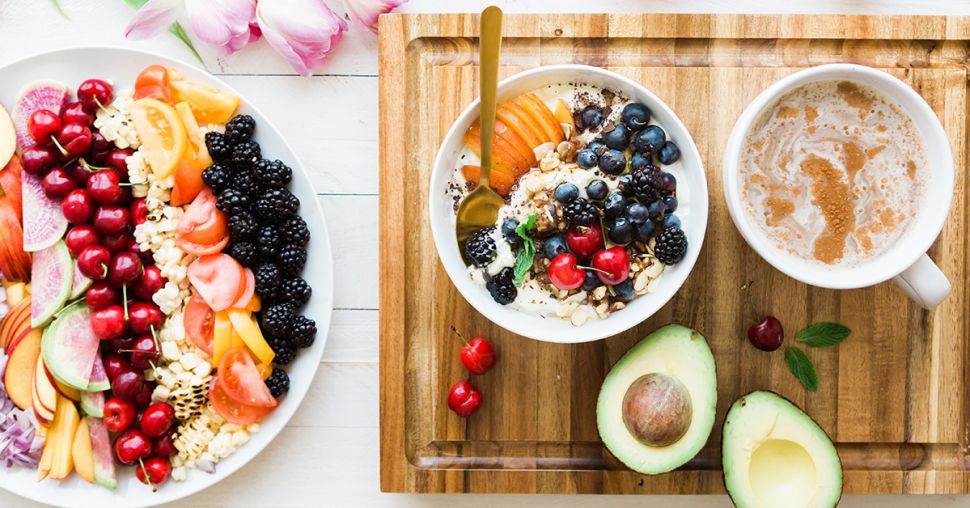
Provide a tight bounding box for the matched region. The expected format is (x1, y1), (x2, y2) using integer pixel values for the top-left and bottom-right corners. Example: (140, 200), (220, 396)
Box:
(478, 5), (502, 190)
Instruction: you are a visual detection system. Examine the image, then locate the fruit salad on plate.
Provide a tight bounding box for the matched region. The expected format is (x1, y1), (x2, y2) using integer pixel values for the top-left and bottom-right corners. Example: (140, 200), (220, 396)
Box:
(0, 65), (315, 491)
(449, 84), (690, 326)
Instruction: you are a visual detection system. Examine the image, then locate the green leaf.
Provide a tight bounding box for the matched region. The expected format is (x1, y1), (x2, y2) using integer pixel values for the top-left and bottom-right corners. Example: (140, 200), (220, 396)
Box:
(50, 0), (70, 20)
(123, 0), (205, 67)
(785, 347), (819, 392)
(796, 322), (851, 348)
(512, 214), (538, 287)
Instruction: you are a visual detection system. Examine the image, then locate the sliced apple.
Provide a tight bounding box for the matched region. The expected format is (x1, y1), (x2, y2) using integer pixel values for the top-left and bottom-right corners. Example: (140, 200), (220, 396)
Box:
(45, 363), (80, 402)
(553, 98), (576, 137)
(32, 375), (55, 425)
(72, 418), (94, 483)
(0, 104), (14, 169)
(4, 327), (39, 409)
(48, 395), (79, 480)
(33, 353), (58, 417)
(460, 165), (515, 197)
(0, 296), (30, 350)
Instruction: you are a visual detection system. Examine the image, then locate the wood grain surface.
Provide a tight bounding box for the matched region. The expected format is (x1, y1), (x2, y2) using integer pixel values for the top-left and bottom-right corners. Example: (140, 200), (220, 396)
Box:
(379, 13), (970, 495)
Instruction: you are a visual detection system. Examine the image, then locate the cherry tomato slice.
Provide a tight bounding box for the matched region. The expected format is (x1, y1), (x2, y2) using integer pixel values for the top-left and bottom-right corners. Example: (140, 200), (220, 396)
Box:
(217, 347), (278, 408)
(187, 254), (244, 312)
(184, 293), (214, 356)
(208, 377), (274, 425)
(232, 268), (255, 309)
(134, 65), (172, 103)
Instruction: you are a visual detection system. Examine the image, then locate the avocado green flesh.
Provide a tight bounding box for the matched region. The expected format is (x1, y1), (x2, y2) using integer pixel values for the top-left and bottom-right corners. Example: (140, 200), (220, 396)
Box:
(722, 391), (843, 508)
(596, 324), (717, 475)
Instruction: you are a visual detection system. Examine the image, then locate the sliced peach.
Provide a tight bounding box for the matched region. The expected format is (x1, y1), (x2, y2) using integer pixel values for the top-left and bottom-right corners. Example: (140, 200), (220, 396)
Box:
(464, 124), (528, 176)
(465, 122), (529, 170)
(502, 101), (549, 147)
(497, 105), (541, 149)
(554, 99), (576, 135)
(494, 119), (536, 167)
(518, 94), (564, 144)
(461, 165), (514, 197)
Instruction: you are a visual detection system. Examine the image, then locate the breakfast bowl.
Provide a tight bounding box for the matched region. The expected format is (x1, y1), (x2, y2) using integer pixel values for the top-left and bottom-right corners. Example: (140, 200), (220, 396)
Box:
(428, 64), (708, 343)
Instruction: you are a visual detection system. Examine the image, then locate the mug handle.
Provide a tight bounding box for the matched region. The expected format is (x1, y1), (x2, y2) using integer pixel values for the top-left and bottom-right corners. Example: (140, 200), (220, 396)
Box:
(892, 254), (951, 310)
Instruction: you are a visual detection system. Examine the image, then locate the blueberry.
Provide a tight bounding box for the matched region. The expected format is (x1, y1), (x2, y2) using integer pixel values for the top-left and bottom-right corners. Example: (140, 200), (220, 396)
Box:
(617, 175), (635, 196)
(543, 236), (569, 259)
(586, 180), (608, 201)
(625, 202), (649, 224)
(608, 217), (635, 245)
(582, 270), (602, 291)
(663, 196), (678, 214)
(621, 103), (651, 130)
(635, 220), (655, 241)
(629, 152), (651, 172)
(598, 149), (627, 175)
(603, 123), (631, 150)
(634, 125), (666, 154)
(612, 279), (635, 301)
(647, 199), (666, 219)
(604, 191), (627, 218)
(580, 106), (603, 129)
(554, 182), (579, 203)
(659, 172), (677, 195)
(502, 218), (522, 247)
(662, 214), (682, 230)
(586, 141), (605, 154)
(658, 141), (681, 164)
(576, 149), (598, 169)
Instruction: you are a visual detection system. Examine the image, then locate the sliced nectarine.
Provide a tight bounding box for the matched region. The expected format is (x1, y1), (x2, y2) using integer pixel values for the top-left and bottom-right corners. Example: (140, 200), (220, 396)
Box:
(3, 327), (40, 410)
(465, 122), (529, 170)
(502, 101), (549, 148)
(48, 395), (79, 480)
(72, 418), (94, 483)
(461, 165), (515, 197)
(463, 124), (528, 176)
(497, 105), (541, 149)
(494, 119), (536, 167)
(518, 94), (564, 144)
(554, 98), (576, 135)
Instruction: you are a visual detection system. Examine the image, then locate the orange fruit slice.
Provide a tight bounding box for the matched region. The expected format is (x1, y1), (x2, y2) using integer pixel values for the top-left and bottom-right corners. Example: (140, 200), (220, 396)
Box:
(129, 98), (187, 179)
(170, 78), (240, 125)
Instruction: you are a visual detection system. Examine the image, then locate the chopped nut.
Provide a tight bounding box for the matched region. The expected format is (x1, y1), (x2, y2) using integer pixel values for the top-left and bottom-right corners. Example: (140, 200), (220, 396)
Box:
(629, 261), (641, 273)
(591, 286), (607, 300)
(571, 306), (591, 326)
(634, 271), (650, 292)
(594, 302), (610, 319)
(566, 291), (587, 303)
(611, 302), (626, 311)
(643, 261), (664, 279)
(556, 302), (578, 318)
(539, 156), (560, 172)
(646, 277), (661, 294)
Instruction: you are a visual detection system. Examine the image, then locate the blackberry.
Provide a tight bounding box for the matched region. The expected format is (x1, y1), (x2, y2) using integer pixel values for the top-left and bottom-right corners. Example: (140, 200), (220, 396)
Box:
(231, 141), (261, 165)
(279, 216), (310, 246)
(486, 267), (517, 305)
(262, 302), (296, 337)
(228, 211), (259, 243)
(202, 163), (232, 194)
(225, 115), (256, 145)
(264, 368), (290, 398)
(464, 227), (496, 267)
(277, 244), (307, 276)
(281, 277), (312, 307)
(227, 242), (259, 267)
(254, 159), (292, 188)
(254, 263), (282, 302)
(654, 227), (688, 265)
(288, 316), (317, 348)
(256, 226), (281, 259)
(268, 335), (295, 366)
(230, 169), (259, 197)
(205, 132), (232, 162)
(254, 189), (299, 224)
(562, 197), (599, 227)
(630, 166), (663, 204)
(216, 188), (250, 216)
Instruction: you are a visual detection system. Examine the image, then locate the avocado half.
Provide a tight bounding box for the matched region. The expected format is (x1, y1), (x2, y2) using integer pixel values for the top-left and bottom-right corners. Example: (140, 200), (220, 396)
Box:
(722, 391), (843, 508)
(596, 324), (717, 474)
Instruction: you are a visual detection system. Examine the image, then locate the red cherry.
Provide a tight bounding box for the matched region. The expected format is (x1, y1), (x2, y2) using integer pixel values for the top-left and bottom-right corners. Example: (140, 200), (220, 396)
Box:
(113, 429), (152, 465)
(55, 123), (93, 159)
(566, 223), (605, 260)
(105, 149), (133, 174)
(20, 146), (58, 175)
(40, 167), (77, 199)
(65, 225), (100, 257)
(591, 247), (630, 285)
(748, 316), (784, 351)
(102, 232), (133, 254)
(447, 380), (482, 417)
(85, 282), (119, 310)
(87, 170), (123, 205)
(77, 79), (113, 113)
(140, 402), (175, 438)
(107, 251), (143, 287)
(548, 253), (586, 290)
(27, 109), (61, 144)
(103, 353), (130, 381)
(453, 327), (496, 375)
(61, 189), (94, 224)
(106, 335), (135, 354)
(77, 245), (111, 280)
(130, 198), (150, 227)
(91, 304), (126, 340)
(134, 266), (165, 301)
(110, 369), (144, 402)
(153, 433), (177, 458)
(103, 397), (137, 433)
(129, 238), (154, 265)
(134, 381), (155, 409)
(128, 302), (163, 335)
(88, 132), (112, 165)
(136, 457), (172, 489)
(61, 101), (94, 126)
(129, 335), (159, 370)
(93, 206), (130, 235)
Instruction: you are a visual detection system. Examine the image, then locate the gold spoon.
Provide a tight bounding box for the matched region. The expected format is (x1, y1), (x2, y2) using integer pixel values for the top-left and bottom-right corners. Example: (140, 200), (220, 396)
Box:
(456, 5), (505, 262)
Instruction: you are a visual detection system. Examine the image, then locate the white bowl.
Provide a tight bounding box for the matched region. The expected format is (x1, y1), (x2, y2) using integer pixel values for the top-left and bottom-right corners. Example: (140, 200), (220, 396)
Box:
(428, 65), (708, 343)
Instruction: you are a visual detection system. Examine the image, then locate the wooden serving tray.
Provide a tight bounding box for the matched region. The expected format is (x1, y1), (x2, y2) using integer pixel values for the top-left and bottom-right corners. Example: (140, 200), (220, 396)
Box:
(378, 13), (970, 495)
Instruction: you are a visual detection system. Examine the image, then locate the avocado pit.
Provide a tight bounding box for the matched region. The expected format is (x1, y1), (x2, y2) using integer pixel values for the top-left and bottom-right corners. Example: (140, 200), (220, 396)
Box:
(621, 373), (692, 447)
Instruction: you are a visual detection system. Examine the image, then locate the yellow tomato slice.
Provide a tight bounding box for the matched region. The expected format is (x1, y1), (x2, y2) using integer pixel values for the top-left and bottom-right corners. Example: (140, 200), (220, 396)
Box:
(129, 98), (187, 179)
(170, 78), (240, 125)
(212, 311), (232, 365)
(175, 102), (212, 167)
(227, 309), (275, 366)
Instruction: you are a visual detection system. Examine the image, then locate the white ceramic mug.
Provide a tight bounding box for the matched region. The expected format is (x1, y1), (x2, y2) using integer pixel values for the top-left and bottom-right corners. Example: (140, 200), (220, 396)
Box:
(722, 64), (953, 309)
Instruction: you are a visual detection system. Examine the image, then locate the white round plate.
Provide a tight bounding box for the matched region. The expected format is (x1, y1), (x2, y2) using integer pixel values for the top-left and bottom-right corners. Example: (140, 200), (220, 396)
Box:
(0, 47), (334, 507)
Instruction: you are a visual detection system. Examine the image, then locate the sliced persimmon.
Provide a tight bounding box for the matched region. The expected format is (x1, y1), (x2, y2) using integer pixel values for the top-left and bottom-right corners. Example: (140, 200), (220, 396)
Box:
(461, 165), (514, 197)
(187, 254), (245, 312)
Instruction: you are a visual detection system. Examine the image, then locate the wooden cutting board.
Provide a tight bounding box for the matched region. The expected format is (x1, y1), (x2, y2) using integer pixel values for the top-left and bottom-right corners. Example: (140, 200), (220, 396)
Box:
(378, 13), (970, 495)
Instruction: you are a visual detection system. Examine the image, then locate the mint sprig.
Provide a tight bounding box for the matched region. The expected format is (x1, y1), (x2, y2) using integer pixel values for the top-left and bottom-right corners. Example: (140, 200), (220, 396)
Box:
(512, 214), (538, 287)
(785, 347), (819, 392)
(796, 322), (851, 348)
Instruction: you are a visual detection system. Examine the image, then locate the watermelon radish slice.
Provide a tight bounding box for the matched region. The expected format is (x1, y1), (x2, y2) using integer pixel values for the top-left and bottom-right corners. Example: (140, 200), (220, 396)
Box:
(80, 390), (104, 417)
(11, 80), (71, 153)
(85, 353), (109, 392)
(31, 240), (73, 328)
(40, 301), (98, 391)
(22, 171), (67, 252)
(86, 417), (117, 490)
(69, 261), (92, 300)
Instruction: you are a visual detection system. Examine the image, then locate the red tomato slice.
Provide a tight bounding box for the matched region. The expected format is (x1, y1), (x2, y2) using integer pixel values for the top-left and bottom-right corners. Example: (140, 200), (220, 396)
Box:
(170, 158), (206, 207)
(184, 293), (215, 356)
(177, 235), (229, 257)
(177, 189), (228, 246)
(187, 254), (244, 311)
(134, 65), (172, 103)
(232, 268), (255, 309)
(216, 347), (278, 408)
(209, 377), (274, 425)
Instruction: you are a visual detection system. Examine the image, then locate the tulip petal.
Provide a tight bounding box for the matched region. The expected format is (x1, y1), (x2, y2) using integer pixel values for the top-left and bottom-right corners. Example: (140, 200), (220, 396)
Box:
(125, 0), (184, 40)
(343, 0), (405, 33)
(257, 0), (348, 76)
(185, 0), (257, 56)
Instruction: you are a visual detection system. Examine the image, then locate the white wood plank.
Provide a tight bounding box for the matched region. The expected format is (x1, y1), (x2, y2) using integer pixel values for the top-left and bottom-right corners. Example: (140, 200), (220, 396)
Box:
(324, 309), (379, 363)
(319, 195), (378, 310)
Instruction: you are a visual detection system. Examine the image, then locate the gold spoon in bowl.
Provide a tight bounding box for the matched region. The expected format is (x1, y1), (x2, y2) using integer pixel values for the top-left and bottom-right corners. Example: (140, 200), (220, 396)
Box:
(456, 5), (505, 262)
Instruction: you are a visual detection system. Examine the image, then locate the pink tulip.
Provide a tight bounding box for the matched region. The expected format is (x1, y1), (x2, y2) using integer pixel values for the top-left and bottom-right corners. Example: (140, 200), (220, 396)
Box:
(343, 0), (406, 33)
(257, 0), (348, 76)
(124, 0), (182, 40)
(125, 0), (258, 56)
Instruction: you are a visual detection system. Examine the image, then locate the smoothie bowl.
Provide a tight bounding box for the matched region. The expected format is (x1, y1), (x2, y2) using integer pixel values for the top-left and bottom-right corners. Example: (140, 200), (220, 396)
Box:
(429, 65), (708, 343)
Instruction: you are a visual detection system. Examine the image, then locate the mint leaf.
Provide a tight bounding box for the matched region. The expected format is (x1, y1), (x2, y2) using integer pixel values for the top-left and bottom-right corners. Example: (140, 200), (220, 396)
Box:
(796, 322), (851, 348)
(512, 214), (538, 287)
(785, 347), (819, 392)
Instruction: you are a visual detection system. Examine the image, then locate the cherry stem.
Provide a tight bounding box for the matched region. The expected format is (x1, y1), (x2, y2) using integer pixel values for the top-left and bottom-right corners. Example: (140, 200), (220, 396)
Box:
(740, 280), (762, 323)
(80, 159), (110, 172)
(150, 324), (160, 352)
(577, 264), (610, 276)
(450, 326), (469, 346)
(122, 284), (129, 321)
(137, 457), (157, 493)
(49, 135), (68, 157)
(95, 97), (109, 114)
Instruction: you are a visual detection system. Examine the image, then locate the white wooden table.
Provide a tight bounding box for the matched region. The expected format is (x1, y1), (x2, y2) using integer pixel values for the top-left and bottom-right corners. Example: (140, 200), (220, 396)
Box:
(1, 0), (968, 506)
